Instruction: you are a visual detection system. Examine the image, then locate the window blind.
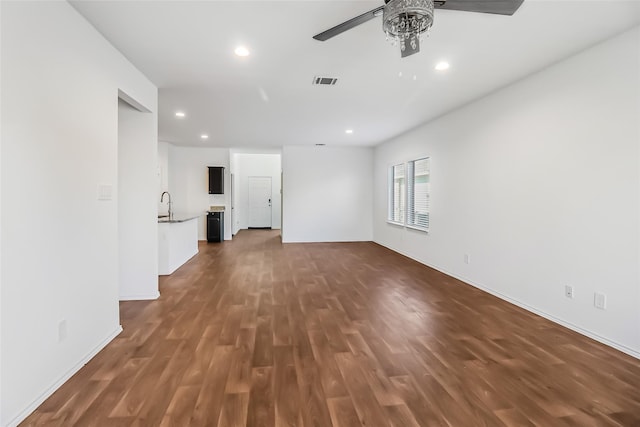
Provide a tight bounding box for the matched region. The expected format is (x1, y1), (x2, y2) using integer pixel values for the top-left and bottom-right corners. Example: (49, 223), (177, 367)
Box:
(388, 164), (405, 223)
(407, 158), (429, 230)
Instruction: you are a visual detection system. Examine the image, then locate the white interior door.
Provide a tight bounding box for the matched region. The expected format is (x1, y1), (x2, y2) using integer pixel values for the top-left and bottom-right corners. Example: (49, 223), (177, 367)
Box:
(248, 176), (272, 228)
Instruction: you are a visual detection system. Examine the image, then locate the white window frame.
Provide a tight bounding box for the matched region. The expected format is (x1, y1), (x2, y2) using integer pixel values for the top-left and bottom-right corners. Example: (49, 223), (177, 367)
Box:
(387, 163), (405, 225)
(406, 157), (430, 232)
(387, 157), (430, 233)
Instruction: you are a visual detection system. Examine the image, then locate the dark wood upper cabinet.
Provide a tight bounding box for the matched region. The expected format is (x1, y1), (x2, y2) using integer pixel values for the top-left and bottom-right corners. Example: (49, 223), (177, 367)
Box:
(208, 166), (224, 194)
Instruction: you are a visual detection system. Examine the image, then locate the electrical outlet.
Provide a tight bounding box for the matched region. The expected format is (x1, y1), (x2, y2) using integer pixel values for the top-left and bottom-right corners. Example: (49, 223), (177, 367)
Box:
(594, 292), (607, 310)
(58, 319), (67, 342)
(564, 285), (574, 299)
(464, 254), (471, 264)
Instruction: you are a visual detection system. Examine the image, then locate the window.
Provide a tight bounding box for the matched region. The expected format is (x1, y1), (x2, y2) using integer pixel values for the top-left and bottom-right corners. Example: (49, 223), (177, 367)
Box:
(407, 157), (430, 230)
(388, 163), (405, 223)
(388, 157), (430, 232)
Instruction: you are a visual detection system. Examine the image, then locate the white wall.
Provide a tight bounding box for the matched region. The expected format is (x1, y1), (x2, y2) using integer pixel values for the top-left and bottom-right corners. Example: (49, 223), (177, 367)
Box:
(374, 28), (640, 358)
(118, 99), (158, 300)
(0, 3), (4, 421)
(282, 146), (373, 243)
(0, 2), (157, 426)
(168, 146), (231, 240)
(157, 141), (170, 214)
(231, 152), (282, 233)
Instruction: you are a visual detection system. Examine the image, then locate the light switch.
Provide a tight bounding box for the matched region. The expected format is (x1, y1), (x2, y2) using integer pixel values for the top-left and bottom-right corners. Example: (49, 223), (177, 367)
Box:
(594, 292), (607, 310)
(98, 184), (113, 201)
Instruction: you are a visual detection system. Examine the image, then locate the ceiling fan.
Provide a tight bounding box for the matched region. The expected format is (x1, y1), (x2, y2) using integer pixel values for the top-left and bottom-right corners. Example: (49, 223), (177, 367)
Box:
(313, 0), (525, 58)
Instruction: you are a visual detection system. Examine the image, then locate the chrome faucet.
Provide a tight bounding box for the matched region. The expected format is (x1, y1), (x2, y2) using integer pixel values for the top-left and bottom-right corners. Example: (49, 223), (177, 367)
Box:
(160, 191), (172, 218)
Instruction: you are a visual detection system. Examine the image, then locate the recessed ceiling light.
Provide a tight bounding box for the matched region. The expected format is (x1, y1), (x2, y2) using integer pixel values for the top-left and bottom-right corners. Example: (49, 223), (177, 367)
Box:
(234, 46), (250, 57)
(345, 129), (354, 134)
(435, 61), (450, 71)
(175, 111), (185, 118)
(201, 134), (209, 139)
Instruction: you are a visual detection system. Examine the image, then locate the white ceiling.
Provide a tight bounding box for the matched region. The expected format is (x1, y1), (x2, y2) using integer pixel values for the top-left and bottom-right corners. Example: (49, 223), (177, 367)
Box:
(70, 0), (640, 148)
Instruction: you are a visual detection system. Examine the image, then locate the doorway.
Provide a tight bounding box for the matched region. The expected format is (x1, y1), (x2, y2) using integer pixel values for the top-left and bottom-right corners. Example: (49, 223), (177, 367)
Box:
(248, 176), (272, 229)
(230, 152), (281, 234)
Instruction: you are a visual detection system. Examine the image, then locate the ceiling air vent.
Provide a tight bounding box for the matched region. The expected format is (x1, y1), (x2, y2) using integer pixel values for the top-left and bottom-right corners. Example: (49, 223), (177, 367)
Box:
(313, 76), (338, 86)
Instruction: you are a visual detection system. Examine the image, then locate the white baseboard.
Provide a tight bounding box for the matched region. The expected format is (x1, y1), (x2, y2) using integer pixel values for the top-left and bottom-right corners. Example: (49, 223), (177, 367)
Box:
(119, 291), (160, 301)
(6, 326), (123, 427)
(374, 241), (640, 360)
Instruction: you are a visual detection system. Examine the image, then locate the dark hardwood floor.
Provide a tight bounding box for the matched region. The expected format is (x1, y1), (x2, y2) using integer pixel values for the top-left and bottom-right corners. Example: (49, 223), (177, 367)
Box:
(22, 230), (640, 426)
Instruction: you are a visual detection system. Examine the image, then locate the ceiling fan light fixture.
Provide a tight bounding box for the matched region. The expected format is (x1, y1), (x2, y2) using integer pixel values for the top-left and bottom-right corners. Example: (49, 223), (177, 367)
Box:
(383, 0), (434, 57)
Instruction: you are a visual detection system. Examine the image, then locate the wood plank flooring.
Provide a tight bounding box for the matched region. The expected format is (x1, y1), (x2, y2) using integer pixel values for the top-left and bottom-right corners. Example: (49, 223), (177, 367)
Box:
(22, 230), (640, 426)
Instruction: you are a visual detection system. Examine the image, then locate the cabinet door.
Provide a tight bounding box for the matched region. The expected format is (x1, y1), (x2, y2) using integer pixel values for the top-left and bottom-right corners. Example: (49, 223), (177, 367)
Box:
(207, 215), (219, 242)
(209, 167), (224, 194)
(207, 212), (224, 242)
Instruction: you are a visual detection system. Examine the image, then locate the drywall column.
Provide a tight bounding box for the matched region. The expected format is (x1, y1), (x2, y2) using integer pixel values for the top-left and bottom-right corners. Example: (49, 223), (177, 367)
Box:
(118, 98), (159, 300)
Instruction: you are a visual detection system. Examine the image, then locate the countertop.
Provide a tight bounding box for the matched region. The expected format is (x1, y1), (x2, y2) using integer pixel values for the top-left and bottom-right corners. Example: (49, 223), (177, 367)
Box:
(158, 214), (200, 224)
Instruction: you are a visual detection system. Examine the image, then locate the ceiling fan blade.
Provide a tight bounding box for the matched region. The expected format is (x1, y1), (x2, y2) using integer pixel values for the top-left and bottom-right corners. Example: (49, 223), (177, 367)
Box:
(313, 6), (385, 41)
(435, 0), (524, 16)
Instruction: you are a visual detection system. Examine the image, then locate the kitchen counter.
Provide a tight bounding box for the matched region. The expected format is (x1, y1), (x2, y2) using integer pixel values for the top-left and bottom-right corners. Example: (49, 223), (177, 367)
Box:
(207, 205), (225, 213)
(158, 214), (200, 223)
(158, 215), (199, 275)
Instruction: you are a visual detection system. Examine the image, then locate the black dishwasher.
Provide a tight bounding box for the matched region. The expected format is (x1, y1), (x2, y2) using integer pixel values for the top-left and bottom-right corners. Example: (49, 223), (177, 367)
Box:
(207, 211), (224, 242)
